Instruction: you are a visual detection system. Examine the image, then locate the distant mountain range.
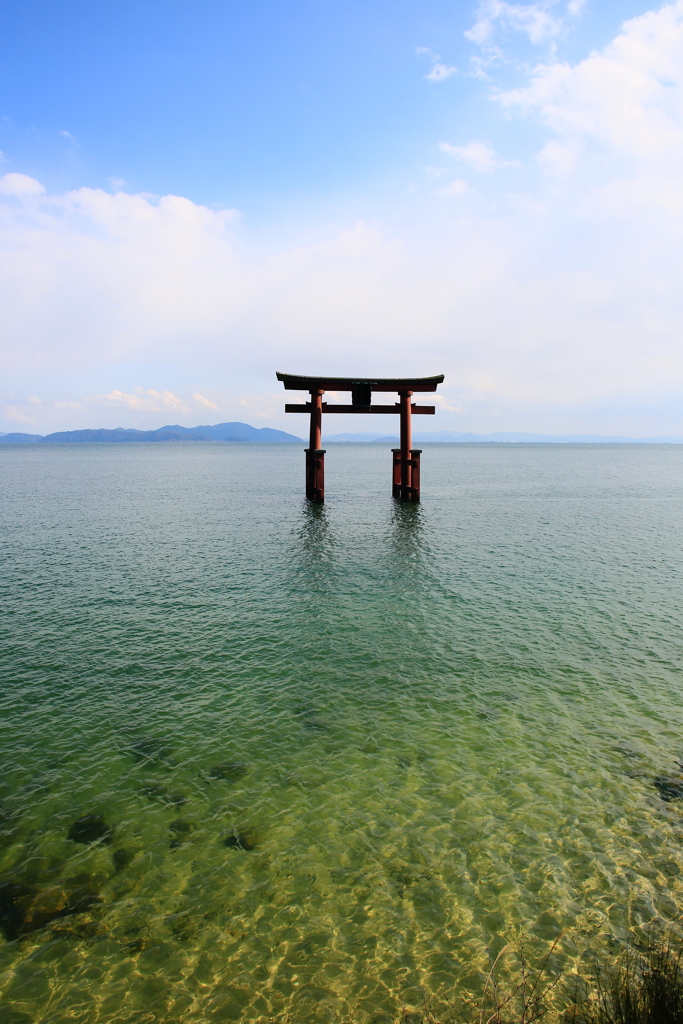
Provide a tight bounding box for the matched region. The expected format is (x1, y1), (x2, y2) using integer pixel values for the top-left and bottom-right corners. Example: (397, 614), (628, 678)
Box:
(0, 422), (303, 443)
(323, 430), (683, 443)
(2, 424), (682, 444)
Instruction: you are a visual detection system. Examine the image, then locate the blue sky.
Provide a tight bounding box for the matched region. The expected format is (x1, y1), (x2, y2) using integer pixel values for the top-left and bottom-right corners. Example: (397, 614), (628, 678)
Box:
(1, 0), (682, 435)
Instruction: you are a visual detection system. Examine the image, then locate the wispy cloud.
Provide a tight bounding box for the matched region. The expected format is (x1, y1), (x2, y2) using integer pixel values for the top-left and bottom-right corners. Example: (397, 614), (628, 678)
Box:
(537, 140), (578, 176)
(418, 46), (457, 81)
(466, 0), (584, 46)
(425, 62), (457, 81)
(193, 392), (218, 410)
(432, 393), (462, 413)
(237, 393), (283, 420)
(5, 407), (38, 425)
(435, 178), (470, 196)
(439, 141), (518, 172)
(101, 389), (190, 413)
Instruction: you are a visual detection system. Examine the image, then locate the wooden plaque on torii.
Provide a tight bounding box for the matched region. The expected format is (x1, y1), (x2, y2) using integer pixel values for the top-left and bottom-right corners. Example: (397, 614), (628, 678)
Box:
(276, 372), (445, 503)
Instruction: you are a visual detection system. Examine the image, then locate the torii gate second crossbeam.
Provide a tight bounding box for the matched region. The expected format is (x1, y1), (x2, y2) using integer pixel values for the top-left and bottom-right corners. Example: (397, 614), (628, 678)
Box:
(276, 373), (445, 503)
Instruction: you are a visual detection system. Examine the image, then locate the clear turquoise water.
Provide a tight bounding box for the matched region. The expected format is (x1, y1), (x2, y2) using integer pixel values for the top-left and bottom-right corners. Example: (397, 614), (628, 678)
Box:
(1, 441), (683, 1024)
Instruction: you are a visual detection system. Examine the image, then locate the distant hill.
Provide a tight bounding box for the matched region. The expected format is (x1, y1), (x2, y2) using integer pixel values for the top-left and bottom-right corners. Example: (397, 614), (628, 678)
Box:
(1, 432), (44, 443)
(3, 423), (683, 445)
(324, 430), (683, 443)
(0, 422), (303, 443)
(324, 432), (399, 442)
(413, 431), (683, 443)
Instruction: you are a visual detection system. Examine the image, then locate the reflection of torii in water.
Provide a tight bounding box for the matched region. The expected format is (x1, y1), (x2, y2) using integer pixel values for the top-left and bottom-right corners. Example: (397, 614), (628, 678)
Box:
(276, 373), (445, 503)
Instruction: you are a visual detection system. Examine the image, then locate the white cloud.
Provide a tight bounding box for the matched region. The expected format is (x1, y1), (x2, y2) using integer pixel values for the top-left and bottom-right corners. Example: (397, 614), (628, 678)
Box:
(237, 393), (283, 420)
(432, 393), (461, 413)
(500, 0), (683, 159)
(102, 389), (191, 413)
(425, 63), (457, 81)
(466, 0), (581, 46)
(537, 140), (578, 176)
(5, 407), (38, 425)
(440, 140), (507, 172)
(418, 46), (457, 81)
(193, 392), (219, 410)
(0, 173), (45, 196)
(435, 178), (470, 196)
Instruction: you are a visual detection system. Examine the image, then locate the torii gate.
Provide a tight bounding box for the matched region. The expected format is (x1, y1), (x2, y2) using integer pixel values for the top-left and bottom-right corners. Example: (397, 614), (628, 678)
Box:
(276, 372), (445, 502)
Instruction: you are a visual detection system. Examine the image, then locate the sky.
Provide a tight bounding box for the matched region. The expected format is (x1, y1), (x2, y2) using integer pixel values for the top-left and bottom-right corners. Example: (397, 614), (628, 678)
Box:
(1, 0), (682, 437)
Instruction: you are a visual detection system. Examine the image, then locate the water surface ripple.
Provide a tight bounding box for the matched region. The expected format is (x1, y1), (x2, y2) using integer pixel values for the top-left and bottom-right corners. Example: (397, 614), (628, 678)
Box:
(1, 442), (683, 1024)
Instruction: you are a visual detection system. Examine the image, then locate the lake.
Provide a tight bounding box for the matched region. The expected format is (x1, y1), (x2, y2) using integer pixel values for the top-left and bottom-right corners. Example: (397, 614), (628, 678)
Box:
(1, 441), (683, 1024)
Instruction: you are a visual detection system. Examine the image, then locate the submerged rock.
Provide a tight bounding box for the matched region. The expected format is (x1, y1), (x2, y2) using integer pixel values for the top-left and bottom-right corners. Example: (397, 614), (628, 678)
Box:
(0, 803), (22, 848)
(293, 705), (330, 730)
(294, 706), (329, 731)
(0, 880), (35, 941)
(302, 717), (328, 731)
(282, 771), (321, 789)
(208, 762), (249, 781)
(113, 848), (135, 871)
(169, 819), (195, 849)
(0, 875), (101, 941)
(128, 738), (175, 766)
(170, 820), (194, 835)
(654, 776), (683, 802)
(21, 879), (100, 935)
(68, 815), (113, 845)
(136, 783), (187, 806)
(223, 830), (256, 851)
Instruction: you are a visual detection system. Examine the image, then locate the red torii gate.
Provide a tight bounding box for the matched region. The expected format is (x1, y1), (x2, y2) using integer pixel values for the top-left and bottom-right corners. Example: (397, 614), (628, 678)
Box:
(276, 372), (445, 503)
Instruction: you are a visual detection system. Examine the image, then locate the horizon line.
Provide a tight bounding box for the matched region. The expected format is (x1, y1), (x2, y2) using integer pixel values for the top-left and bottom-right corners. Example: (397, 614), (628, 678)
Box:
(2, 421), (683, 445)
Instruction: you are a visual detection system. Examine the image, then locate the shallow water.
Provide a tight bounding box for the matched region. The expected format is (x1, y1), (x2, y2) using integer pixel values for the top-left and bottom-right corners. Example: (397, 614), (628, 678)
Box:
(1, 441), (683, 1024)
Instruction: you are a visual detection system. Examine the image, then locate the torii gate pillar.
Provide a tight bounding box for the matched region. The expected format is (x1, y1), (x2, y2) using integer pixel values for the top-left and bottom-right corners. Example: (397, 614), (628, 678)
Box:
(305, 389), (325, 502)
(391, 389), (421, 501)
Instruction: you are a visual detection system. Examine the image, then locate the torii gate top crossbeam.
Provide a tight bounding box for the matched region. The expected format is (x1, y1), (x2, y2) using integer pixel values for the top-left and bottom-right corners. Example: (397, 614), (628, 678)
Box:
(276, 373), (444, 393)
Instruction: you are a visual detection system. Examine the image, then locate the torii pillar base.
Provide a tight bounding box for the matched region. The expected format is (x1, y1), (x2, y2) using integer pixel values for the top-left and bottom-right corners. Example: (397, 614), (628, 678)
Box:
(305, 449), (326, 503)
(392, 449), (421, 501)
